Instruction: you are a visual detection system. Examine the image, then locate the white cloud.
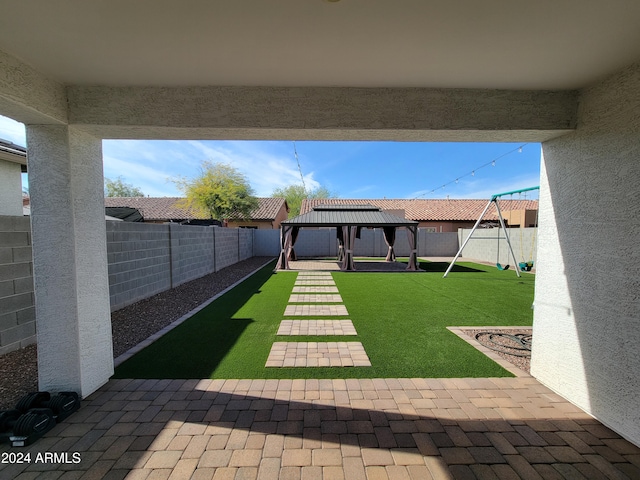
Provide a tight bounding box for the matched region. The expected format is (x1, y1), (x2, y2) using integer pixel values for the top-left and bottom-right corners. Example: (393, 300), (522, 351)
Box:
(0, 115), (26, 146)
(183, 140), (320, 196)
(102, 154), (180, 197)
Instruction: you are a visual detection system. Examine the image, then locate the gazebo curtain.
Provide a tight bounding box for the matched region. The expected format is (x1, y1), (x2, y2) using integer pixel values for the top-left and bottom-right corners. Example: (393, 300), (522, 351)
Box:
(280, 223), (418, 271)
(341, 226), (357, 271)
(382, 227), (396, 262)
(277, 225), (293, 270)
(287, 227), (300, 261)
(406, 225), (418, 271)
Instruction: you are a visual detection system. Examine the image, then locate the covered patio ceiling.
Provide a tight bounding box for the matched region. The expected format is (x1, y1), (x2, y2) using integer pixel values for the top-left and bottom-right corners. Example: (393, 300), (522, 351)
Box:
(1, 1), (639, 91)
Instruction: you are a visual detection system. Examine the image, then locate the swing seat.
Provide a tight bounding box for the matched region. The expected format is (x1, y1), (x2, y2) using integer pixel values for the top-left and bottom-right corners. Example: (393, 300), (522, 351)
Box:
(519, 261), (534, 272)
(496, 263), (510, 271)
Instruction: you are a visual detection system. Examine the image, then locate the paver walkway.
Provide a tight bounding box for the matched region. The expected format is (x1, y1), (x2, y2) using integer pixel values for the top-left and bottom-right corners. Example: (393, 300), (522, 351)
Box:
(2, 377), (639, 479)
(277, 320), (358, 337)
(265, 342), (371, 367)
(267, 271), (373, 369)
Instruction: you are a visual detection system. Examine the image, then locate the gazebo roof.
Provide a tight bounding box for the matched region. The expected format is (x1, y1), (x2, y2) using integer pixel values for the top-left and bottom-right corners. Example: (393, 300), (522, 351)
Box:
(282, 204), (418, 228)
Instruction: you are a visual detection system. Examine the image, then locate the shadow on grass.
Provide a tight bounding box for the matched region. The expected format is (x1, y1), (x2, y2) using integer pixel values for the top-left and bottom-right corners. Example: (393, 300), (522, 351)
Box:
(113, 261), (278, 379)
(418, 261), (486, 273)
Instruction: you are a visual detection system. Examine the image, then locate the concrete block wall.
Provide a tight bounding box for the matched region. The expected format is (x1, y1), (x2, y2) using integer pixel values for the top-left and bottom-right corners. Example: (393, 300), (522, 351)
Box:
(0, 216), (36, 355)
(457, 227), (538, 266)
(254, 227), (459, 258)
(1, 219), (269, 350)
(107, 222), (172, 311)
(214, 227), (240, 271)
(170, 223), (214, 287)
(253, 229), (280, 256)
(421, 232), (459, 256)
(294, 229), (338, 257)
(239, 228), (253, 261)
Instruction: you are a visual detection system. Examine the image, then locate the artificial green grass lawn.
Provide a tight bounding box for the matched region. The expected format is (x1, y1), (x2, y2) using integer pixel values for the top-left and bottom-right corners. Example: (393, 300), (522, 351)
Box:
(113, 259), (534, 379)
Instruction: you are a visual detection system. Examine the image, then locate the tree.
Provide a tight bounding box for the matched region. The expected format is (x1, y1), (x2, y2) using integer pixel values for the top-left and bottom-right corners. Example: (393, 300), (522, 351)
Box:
(104, 176), (144, 197)
(272, 184), (334, 218)
(173, 161), (258, 221)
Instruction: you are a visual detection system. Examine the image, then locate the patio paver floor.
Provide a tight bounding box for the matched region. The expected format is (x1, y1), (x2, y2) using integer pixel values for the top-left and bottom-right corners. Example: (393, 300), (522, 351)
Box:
(3, 377), (638, 479)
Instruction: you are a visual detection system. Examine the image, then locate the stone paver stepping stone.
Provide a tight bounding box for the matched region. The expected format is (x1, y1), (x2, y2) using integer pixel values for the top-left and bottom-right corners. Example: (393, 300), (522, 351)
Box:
(292, 286), (339, 293)
(265, 342), (371, 367)
(277, 320), (357, 336)
(299, 276), (333, 279)
(284, 305), (349, 316)
(288, 294), (343, 303)
(296, 272), (333, 276)
(294, 280), (336, 286)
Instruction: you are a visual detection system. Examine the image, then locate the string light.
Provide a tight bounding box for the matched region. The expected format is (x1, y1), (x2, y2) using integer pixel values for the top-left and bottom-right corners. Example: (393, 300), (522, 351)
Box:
(413, 143), (528, 199)
(293, 141), (306, 195)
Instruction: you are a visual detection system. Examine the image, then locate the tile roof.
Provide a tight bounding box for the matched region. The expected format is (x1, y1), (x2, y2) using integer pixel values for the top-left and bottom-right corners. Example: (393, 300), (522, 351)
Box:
(301, 198), (538, 222)
(104, 197), (287, 221)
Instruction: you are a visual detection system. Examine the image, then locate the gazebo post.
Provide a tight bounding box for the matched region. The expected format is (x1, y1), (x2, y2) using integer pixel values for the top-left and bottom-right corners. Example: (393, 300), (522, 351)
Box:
(406, 225), (419, 271)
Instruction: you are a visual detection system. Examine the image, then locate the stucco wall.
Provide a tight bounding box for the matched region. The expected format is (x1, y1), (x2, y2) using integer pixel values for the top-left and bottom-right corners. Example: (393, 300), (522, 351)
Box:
(532, 64), (640, 446)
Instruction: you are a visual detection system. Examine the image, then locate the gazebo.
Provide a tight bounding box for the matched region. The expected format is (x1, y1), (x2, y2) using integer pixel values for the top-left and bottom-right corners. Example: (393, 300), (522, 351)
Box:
(277, 205), (419, 271)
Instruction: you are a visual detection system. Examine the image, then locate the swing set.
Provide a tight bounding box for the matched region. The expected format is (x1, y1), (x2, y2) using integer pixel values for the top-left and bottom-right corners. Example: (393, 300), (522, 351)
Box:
(443, 186), (539, 278)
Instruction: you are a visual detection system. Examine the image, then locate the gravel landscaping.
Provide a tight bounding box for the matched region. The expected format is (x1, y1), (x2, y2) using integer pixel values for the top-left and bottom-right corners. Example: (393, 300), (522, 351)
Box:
(0, 256), (274, 410)
(463, 328), (532, 374)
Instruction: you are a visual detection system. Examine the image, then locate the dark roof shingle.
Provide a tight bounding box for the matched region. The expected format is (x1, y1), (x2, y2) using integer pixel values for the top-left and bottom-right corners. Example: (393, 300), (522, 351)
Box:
(300, 198), (538, 222)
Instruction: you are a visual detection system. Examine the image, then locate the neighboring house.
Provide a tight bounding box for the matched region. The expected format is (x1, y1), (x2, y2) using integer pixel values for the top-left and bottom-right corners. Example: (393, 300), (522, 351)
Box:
(226, 197), (290, 229)
(301, 198), (538, 232)
(0, 139), (27, 217)
(104, 197), (289, 229)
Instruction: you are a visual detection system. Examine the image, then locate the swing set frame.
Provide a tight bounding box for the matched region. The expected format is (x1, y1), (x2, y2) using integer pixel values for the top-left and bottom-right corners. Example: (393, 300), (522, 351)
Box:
(443, 186), (540, 278)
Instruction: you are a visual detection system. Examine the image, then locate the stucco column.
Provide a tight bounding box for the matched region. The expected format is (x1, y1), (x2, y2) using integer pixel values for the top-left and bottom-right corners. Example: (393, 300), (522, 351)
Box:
(26, 125), (113, 397)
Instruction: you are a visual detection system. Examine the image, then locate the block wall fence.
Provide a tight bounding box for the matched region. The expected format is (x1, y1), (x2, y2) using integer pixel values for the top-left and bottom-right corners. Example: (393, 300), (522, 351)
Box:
(0, 216), (35, 355)
(0, 219), (254, 354)
(1, 216), (538, 354)
(254, 226), (537, 264)
(106, 222), (253, 311)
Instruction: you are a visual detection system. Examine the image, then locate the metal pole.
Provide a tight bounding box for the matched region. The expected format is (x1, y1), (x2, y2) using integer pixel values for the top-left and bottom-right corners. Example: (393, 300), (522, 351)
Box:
(443, 198), (494, 278)
(494, 201), (521, 278)
(491, 186), (540, 201)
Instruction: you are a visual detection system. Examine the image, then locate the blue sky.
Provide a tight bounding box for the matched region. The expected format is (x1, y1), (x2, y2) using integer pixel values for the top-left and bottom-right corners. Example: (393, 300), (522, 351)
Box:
(1, 114), (540, 200)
